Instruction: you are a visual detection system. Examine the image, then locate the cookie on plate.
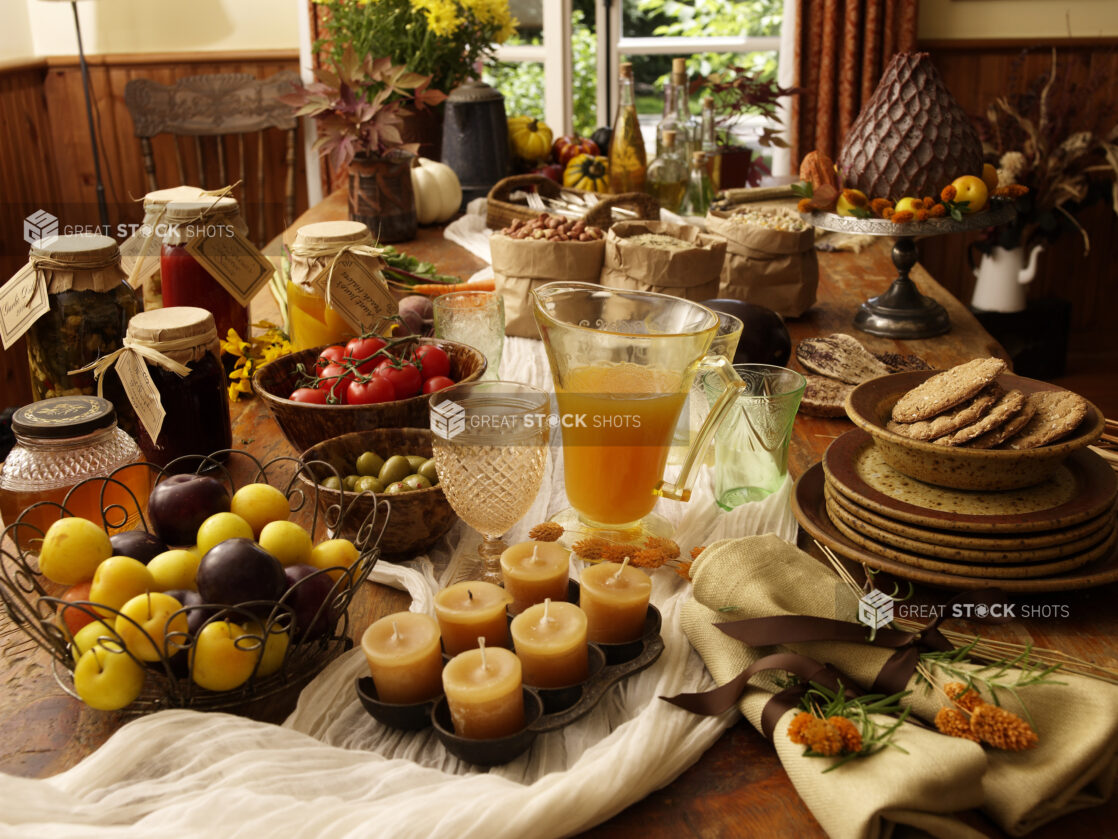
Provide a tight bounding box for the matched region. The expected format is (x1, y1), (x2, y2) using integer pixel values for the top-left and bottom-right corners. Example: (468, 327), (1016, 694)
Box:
(965, 398), (1037, 448)
(874, 352), (933, 373)
(1002, 390), (1089, 449)
(796, 334), (891, 385)
(886, 385), (1001, 441)
(934, 388), (1027, 446)
(800, 375), (853, 418)
(890, 357), (1007, 423)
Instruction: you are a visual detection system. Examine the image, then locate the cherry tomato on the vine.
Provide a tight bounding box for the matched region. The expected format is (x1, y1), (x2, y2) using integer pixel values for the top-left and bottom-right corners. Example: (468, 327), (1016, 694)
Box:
(316, 345), (347, 372)
(317, 363), (355, 402)
(345, 336), (388, 374)
(376, 361), (423, 400)
(289, 387), (329, 404)
(414, 345), (451, 381)
(347, 376), (396, 405)
(422, 375), (456, 395)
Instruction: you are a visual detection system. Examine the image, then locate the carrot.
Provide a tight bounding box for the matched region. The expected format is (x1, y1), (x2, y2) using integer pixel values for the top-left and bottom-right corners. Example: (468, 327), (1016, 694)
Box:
(409, 278), (496, 296)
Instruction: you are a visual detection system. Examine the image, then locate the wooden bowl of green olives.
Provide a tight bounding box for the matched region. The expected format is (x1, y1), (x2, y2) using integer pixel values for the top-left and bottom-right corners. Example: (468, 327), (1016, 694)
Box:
(299, 428), (457, 559)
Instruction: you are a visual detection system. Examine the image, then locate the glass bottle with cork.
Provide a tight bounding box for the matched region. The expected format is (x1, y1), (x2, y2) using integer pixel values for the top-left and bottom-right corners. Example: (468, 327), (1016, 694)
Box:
(680, 150), (714, 217)
(608, 62), (648, 194)
(699, 95), (721, 194)
(0, 396), (149, 553)
(671, 58), (698, 160)
(654, 76), (680, 160)
(645, 129), (688, 213)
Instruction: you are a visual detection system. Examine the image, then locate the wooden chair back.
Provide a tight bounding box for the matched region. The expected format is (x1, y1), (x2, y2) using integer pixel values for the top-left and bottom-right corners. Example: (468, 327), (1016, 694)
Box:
(124, 71), (302, 246)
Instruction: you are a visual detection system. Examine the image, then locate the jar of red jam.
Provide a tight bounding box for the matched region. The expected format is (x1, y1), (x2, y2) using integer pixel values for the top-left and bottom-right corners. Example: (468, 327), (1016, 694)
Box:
(159, 197), (251, 341)
(120, 185), (211, 309)
(118, 306), (232, 469)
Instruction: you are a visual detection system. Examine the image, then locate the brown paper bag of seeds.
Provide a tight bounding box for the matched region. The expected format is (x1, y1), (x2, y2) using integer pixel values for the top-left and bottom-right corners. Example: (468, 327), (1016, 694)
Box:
(707, 207), (818, 317)
(490, 216), (607, 339)
(600, 220), (726, 301)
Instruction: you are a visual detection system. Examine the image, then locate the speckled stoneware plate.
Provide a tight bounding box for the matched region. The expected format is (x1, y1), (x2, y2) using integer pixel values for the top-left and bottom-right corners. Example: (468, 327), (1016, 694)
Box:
(823, 483), (1117, 556)
(845, 372), (1105, 491)
(793, 463), (1118, 592)
(823, 428), (1118, 533)
(824, 497), (1115, 575)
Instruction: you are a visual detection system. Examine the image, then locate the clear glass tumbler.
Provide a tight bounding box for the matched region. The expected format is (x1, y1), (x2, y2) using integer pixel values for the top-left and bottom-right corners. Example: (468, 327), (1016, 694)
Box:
(433, 291), (505, 380)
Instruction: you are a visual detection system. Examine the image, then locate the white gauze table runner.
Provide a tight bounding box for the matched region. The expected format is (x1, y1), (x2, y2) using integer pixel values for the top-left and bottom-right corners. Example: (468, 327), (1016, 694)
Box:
(0, 336), (798, 839)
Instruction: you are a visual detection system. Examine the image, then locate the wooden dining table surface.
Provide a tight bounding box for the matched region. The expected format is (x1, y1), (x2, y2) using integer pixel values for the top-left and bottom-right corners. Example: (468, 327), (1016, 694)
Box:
(1, 191), (1115, 838)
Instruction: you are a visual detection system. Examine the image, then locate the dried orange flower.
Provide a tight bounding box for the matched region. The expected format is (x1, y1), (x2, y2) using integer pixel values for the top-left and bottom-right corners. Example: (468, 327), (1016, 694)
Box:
(869, 198), (893, 217)
(841, 189), (868, 208)
(572, 537), (610, 560)
(802, 717), (845, 756)
(600, 542), (633, 563)
(690, 545), (706, 560)
(970, 704), (1039, 751)
(922, 196), (936, 209)
(828, 716), (863, 753)
(944, 682), (983, 712)
(528, 522), (564, 542)
(673, 560), (693, 581)
(797, 197), (814, 213)
(915, 209), (930, 222)
(787, 711), (815, 745)
(928, 203), (948, 218)
(881, 206), (895, 220)
(891, 210), (916, 224)
(941, 184), (957, 202)
(994, 184), (1030, 198)
(935, 707), (981, 742)
(644, 536), (680, 560)
(629, 548), (668, 568)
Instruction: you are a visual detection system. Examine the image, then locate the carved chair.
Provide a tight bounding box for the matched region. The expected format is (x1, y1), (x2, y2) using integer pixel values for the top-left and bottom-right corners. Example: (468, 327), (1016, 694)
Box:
(123, 72), (303, 247)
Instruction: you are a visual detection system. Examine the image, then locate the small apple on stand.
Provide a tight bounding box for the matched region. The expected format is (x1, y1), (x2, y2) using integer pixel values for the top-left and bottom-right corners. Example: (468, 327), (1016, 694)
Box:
(38, 518), (113, 585)
(73, 642), (146, 710)
(88, 556), (155, 614)
(115, 592), (189, 662)
(189, 620), (260, 692)
(148, 474), (231, 546)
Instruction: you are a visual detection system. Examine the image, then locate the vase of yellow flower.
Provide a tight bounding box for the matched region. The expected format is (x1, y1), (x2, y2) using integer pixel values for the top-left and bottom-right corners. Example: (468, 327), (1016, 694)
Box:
(312, 0), (518, 161)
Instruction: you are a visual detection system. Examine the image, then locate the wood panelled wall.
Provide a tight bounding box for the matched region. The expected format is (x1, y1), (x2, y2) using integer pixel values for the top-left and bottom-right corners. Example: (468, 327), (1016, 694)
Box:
(0, 51), (308, 411)
(919, 40), (1118, 353)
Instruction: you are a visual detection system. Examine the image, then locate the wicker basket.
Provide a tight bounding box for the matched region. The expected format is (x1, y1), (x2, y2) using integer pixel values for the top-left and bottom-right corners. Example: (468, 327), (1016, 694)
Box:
(485, 174), (660, 231)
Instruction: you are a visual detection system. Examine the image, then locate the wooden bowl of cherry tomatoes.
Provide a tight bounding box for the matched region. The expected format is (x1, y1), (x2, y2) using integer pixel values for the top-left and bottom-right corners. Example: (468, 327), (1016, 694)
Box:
(252, 335), (487, 453)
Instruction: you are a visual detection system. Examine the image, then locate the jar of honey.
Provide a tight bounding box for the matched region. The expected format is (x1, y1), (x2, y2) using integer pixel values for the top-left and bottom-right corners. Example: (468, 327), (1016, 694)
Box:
(0, 396), (149, 552)
(159, 196), (252, 341)
(116, 306), (232, 469)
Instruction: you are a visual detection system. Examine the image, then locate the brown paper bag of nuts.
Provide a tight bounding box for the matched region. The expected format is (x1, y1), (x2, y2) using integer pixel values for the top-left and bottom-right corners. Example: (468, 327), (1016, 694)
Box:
(491, 215), (607, 339)
(707, 206), (818, 317)
(599, 220), (726, 301)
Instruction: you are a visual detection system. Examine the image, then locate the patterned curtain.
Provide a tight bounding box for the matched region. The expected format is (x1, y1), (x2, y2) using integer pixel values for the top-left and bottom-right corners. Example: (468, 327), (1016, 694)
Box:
(790, 0), (919, 168)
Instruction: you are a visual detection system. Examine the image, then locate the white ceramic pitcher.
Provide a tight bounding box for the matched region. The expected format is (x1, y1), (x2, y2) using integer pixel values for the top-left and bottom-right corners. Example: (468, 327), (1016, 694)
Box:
(971, 244), (1044, 313)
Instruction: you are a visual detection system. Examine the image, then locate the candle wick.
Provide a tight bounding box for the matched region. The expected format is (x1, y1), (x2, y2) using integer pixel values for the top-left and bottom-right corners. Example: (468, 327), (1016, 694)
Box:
(611, 556), (631, 583)
(467, 588), (473, 601)
(478, 636), (487, 670)
(530, 544), (540, 564)
(390, 619), (400, 642)
(542, 597), (551, 622)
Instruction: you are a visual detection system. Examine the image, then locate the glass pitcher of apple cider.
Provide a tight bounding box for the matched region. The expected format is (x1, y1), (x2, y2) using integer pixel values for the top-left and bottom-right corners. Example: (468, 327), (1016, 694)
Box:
(531, 283), (745, 543)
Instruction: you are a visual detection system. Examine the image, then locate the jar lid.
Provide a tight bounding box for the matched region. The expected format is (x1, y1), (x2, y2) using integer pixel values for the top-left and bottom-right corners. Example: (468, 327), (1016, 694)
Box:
(126, 306), (217, 345)
(12, 396), (116, 439)
(29, 233), (119, 268)
(294, 220), (372, 248)
(143, 185), (211, 208)
(161, 196), (240, 222)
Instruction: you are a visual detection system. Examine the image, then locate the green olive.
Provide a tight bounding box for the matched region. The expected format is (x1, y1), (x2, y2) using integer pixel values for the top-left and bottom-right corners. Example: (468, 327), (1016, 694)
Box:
(417, 458), (439, 484)
(384, 481), (409, 495)
(402, 474), (432, 491)
(343, 473), (360, 491)
(405, 455), (427, 472)
(354, 475), (384, 494)
(320, 475), (341, 491)
(356, 450), (385, 477)
(379, 455), (413, 485)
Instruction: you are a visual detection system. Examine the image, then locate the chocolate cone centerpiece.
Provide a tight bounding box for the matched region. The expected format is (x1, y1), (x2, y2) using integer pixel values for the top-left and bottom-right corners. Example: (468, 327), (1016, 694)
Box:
(838, 52), (983, 201)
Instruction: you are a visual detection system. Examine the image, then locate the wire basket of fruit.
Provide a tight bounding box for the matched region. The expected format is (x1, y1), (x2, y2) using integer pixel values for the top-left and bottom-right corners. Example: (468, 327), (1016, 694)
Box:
(0, 450), (384, 714)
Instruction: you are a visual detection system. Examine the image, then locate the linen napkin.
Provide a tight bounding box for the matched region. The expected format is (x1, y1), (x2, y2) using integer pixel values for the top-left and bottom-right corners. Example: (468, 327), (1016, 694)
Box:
(681, 534), (1118, 836)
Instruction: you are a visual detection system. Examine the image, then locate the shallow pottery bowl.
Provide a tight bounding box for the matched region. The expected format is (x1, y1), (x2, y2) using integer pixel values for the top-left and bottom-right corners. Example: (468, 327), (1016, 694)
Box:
(845, 371), (1104, 491)
(254, 338), (486, 453)
(298, 428), (457, 559)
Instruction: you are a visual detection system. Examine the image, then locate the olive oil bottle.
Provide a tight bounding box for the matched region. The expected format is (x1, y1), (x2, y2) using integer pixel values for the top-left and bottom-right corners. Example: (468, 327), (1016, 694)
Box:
(646, 129), (687, 212)
(608, 62), (647, 194)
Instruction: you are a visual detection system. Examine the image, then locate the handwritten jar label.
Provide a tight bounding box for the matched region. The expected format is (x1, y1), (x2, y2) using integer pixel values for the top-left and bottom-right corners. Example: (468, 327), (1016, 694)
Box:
(0, 263), (49, 350)
(185, 226), (275, 307)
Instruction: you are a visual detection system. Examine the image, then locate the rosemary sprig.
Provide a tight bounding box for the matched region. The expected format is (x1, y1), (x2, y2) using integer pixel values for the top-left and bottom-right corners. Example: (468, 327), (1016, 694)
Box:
(797, 681), (912, 772)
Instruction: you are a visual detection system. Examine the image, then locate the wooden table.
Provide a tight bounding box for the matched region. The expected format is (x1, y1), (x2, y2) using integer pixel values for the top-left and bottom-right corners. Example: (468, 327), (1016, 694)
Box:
(2, 197), (1115, 838)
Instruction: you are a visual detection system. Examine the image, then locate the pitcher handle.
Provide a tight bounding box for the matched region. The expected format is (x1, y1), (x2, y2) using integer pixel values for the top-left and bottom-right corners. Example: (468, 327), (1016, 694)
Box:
(655, 356), (743, 503)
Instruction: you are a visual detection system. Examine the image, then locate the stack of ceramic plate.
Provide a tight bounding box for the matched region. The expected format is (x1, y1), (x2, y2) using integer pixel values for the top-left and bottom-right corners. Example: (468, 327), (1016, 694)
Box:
(792, 428), (1118, 591)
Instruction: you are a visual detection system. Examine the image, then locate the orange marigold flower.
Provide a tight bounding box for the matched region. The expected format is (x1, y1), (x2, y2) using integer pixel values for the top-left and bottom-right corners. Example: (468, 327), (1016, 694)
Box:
(941, 184), (957, 202)
(690, 545), (706, 560)
(528, 522), (564, 542)
(828, 716), (863, 753)
(787, 711), (815, 745)
(797, 197), (814, 213)
(891, 210), (916, 224)
(928, 203), (948, 218)
(994, 184), (1029, 198)
(802, 718), (845, 756)
(970, 704), (1039, 751)
(841, 188), (868, 208)
(881, 206), (895, 220)
(935, 707), (981, 742)
(869, 197), (894, 217)
(944, 682), (983, 712)
(915, 209), (930, 222)
(923, 196), (936, 209)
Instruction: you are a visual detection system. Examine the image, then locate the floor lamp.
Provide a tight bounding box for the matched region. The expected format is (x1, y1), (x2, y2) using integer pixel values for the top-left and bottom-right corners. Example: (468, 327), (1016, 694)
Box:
(42, 0), (110, 235)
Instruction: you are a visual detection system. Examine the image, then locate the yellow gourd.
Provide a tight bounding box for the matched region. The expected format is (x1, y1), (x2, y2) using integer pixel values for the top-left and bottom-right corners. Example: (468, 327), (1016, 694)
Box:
(508, 116), (553, 162)
(410, 158), (462, 225)
(563, 154), (610, 193)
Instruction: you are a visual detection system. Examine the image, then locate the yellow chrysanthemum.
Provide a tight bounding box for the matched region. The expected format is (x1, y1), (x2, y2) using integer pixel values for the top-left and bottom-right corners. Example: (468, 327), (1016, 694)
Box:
(412, 0), (460, 37)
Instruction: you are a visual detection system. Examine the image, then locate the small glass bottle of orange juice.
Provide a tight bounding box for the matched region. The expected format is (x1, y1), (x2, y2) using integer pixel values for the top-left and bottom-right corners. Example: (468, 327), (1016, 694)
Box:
(287, 221), (395, 350)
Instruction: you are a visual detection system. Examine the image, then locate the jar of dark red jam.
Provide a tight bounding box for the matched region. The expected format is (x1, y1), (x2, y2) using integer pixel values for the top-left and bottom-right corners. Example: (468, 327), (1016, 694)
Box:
(159, 197), (251, 341)
(120, 306), (232, 469)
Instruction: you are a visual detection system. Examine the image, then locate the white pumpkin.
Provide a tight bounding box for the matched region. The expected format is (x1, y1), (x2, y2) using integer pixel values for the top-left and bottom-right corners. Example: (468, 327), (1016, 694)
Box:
(410, 157), (462, 225)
